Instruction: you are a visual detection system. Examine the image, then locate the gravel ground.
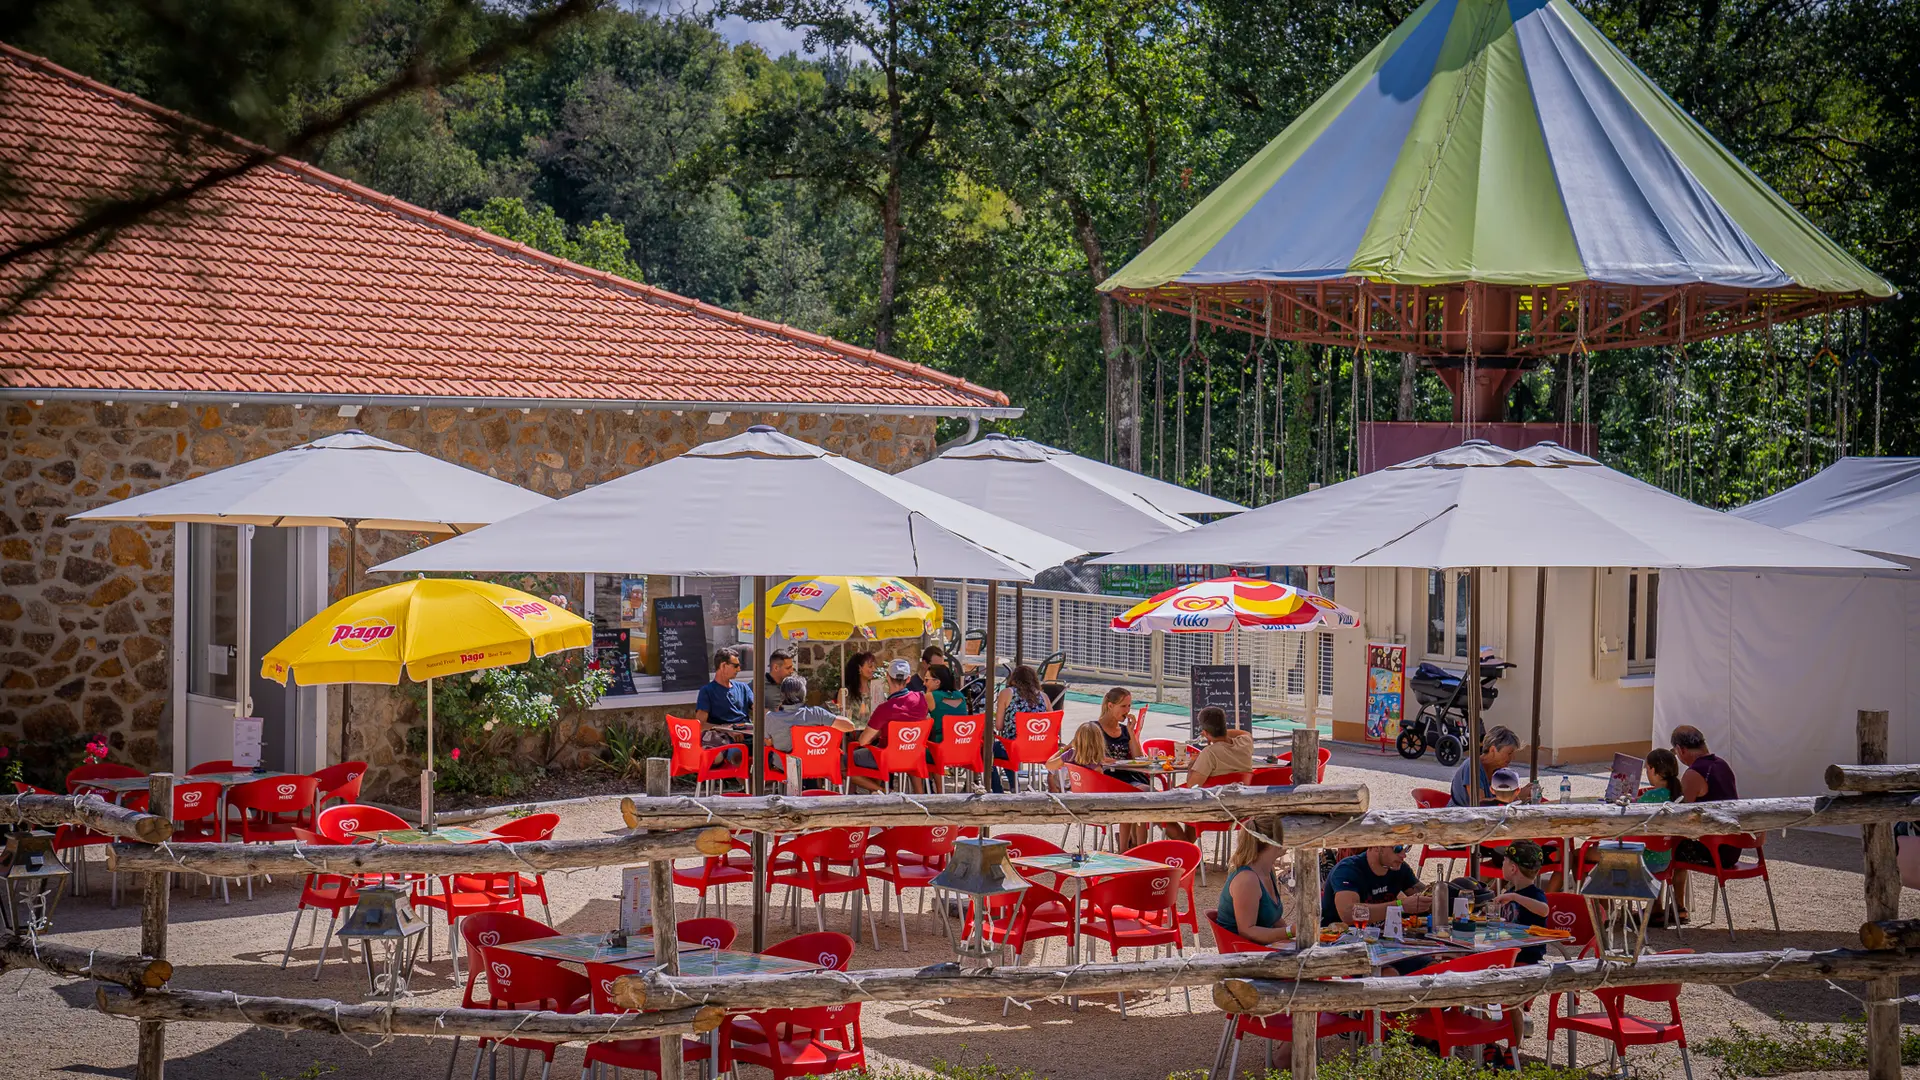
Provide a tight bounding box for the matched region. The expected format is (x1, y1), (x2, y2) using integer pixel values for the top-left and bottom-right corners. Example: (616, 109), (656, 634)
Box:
(12, 697), (1920, 1080)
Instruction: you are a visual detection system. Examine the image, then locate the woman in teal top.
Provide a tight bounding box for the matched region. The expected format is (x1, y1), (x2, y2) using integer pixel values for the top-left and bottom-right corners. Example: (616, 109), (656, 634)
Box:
(1216, 823), (1290, 944)
(1636, 748), (1683, 873)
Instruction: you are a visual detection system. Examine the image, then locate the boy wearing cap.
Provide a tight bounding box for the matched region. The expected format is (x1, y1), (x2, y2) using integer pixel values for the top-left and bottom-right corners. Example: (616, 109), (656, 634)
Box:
(1492, 839), (1551, 964)
(852, 658), (929, 791)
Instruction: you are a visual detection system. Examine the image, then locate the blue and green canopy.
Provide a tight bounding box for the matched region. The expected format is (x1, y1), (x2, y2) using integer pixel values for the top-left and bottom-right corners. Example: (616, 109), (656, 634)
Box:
(1104, 0), (1891, 298)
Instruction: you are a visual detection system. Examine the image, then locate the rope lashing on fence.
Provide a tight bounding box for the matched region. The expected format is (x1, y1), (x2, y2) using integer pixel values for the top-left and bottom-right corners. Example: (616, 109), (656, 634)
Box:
(1196, 785), (1286, 850)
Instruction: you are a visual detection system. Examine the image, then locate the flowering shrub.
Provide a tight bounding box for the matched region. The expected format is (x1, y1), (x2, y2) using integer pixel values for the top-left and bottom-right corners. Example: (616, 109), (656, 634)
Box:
(82, 734), (110, 764)
(403, 652), (612, 797)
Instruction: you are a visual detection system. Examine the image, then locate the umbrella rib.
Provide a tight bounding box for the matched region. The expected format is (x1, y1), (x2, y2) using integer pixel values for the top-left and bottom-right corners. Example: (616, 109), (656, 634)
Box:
(1349, 502), (1459, 564)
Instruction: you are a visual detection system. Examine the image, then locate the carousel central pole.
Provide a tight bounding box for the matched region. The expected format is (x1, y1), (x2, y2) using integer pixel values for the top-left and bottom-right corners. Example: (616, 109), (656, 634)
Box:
(750, 574), (769, 952)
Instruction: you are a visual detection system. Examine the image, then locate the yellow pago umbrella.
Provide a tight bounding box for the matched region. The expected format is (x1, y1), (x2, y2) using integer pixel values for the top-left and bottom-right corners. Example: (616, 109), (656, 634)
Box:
(736, 576), (943, 641)
(262, 578), (591, 824)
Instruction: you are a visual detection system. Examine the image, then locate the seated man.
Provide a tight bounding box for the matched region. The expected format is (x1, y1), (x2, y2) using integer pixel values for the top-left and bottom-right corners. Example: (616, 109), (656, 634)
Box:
(1668, 724), (1742, 923)
(692, 647), (752, 761)
(852, 658), (929, 792)
(765, 647), (797, 699)
(1162, 706), (1253, 845)
(765, 675), (859, 788)
(1321, 844), (1434, 928)
(908, 644), (948, 694)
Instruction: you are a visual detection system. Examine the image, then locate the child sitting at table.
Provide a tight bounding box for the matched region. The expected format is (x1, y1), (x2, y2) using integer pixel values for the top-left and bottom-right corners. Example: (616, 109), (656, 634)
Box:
(1491, 839), (1550, 965)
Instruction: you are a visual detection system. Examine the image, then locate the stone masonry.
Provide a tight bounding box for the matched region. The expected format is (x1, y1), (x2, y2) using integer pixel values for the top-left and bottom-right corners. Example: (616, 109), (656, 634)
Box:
(2, 399), (935, 798)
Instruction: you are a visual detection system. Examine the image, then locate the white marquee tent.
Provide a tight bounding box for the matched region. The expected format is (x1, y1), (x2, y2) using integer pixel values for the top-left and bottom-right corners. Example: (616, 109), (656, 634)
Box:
(1654, 458), (1920, 801)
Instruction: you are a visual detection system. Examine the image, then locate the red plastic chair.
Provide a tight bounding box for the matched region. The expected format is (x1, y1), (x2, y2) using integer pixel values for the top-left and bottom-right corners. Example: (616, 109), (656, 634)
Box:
(1275, 745), (1332, 782)
(674, 835), (756, 919)
(998, 832), (1065, 859)
(316, 803), (409, 843)
(1391, 948), (1523, 1058)
(583, 960), (713, 1077)
(996, 710), (1063, 790)
(723, 932), (865, 1080)
(1062, 763), (1140, 851)
(931, 712), (988, 789)
(186, 760), (237, 775)
(678, 916), (739, 951)
(228, 774), (319, 843)
(1247, 765), (1294, 785)
(1549, 949), (1695, 1073)
(446, 911), (557, 1079)
(1681, 832), (1779, 940)
(312, 760), (366, 810)
(1188, 771), (1252, 883)
(473, 946), (589, 1080)
(667, 714), (750, 795)
(1140, 739), (1182, 788)
(766, 827), (879, 948)
(863, 824), (960, 950)
(1078, 869), (1190, 1014)
(1412, 787), (1472, 878)
(768, 726), (849, 791)
(168, 781), (228, 900)
(1545, 891), (1599, 958)
(1120, 839), (1204, 943)
(484, 812), (561, 924)
(847, 718), (933, 792)
(1208, 912), (1369, 1073)
(280, 827), (359, 977)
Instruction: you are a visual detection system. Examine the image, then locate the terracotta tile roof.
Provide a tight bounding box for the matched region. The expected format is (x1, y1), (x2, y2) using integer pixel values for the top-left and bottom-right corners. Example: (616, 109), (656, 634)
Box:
(0, 45), (1010, 412)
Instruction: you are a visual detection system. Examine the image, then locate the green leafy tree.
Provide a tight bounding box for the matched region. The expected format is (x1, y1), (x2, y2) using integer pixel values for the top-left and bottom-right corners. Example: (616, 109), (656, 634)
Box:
(459, 195), (644, 281)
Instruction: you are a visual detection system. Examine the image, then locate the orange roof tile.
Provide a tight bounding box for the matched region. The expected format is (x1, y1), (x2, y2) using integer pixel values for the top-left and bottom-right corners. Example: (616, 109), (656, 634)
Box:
(0, 45), (1010, 413)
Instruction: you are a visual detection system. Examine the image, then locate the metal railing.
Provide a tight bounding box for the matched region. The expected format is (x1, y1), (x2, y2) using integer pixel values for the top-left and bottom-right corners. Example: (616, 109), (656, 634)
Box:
(932, 581), (1335, 722)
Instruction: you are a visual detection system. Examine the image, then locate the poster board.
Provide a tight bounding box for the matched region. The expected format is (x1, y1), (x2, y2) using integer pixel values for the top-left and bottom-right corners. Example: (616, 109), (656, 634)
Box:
(619, 577), (648, 627)
(231, 717), (264, 768)
(1366, 642), (1408, 745)
(593, 626), (638, 697)
(653, 595), (708, 692)
(1189, 664), (1252, 734)
(620, 865), (652, 933)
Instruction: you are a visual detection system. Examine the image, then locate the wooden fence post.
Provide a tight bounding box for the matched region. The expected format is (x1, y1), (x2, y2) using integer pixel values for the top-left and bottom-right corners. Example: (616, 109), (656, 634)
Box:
(645, 758), (683, 1080)
(1290, 726), (1322, 1080)
(1858, 710), (1899, 1080)
(136, 772), (173, 1080)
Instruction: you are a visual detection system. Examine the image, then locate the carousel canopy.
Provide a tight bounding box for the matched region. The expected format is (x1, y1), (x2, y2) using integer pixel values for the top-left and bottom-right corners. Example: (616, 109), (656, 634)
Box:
(1102, 0), (1892, 358)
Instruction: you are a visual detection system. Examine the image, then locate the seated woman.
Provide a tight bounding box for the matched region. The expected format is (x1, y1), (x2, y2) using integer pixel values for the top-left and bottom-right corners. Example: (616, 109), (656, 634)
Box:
(1217, 819), (1291, 946)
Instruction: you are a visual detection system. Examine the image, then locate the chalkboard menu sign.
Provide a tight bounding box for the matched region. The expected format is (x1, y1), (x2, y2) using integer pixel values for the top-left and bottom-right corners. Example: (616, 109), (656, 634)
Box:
(653, 595), (708, 693)
(593, 626), (637, 696)
(1188, 664), (1252, 735)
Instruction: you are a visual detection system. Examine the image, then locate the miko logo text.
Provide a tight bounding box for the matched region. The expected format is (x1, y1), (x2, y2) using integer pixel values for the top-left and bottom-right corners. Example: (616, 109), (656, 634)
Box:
(329, 619), (396, 650)
(1172, 613), (1213, 628)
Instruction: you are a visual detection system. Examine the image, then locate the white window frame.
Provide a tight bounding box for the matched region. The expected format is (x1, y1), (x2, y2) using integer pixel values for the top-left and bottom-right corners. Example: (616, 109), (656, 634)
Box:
(1625, 568), (1659, 674)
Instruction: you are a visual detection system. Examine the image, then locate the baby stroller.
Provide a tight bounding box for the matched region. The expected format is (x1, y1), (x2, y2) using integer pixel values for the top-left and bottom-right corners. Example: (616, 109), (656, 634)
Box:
(1396, 659), (1514, 766)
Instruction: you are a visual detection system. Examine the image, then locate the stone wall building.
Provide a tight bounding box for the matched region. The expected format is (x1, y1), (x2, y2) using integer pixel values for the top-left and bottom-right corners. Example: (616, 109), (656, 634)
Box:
(0, 46), (1016, 798)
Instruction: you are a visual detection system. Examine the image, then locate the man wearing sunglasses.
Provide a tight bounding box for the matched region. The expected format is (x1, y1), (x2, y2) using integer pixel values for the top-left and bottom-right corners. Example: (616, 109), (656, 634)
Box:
(1321, 843), (1434, 928)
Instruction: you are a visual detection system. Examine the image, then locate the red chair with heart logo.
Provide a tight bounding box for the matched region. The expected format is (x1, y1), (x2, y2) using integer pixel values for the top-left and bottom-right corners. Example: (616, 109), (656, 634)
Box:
(769, 726), (848, 791)
(931, 712), (987, 789)
(996, 710), (1063, 791)
(674, 834), (756, 919)
(863, 824), (959, 950)
(677, 916), (739, 951)
(478, 812), (561, 924)
(1412, 788), (1472, 878)
(723, 932), (865, 1079)
(317, 803), (410, 843)
(1078, 868), (1192, 1016)
(847, 719), (932, 792)
(186, 760), (238, 776)
(1389, 949), (1524, 1058)
(228, 774), (320, 899)
(1120, 839), (1204, 943)
(281, 827), (360, 978)
(583, 961), (712, 1079)
(472, 946), (589, 1080)
(312, 760), (367, 811)
(170, 781), (229, 900)
(1548, 948), (1696, 1074)
(766, 827), (879, 948)
(447, 912), (555, 1080)
(667, 714), (750, 795)
(1208, 912), (1371, 1073)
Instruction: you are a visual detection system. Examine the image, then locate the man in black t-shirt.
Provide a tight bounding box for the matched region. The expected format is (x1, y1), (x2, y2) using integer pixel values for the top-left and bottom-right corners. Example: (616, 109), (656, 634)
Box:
(1320, 845), (1434, 926)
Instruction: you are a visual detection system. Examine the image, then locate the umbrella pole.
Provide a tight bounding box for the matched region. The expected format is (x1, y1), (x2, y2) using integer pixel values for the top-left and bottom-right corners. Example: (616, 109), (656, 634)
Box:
(750, 575), (769, 952)
(421, 677), (435, 830)
(982, 581), (999, 818)
(1528, 567), (1547, 784)
(1467, 567), (1484, 878)
(339, 521), (360, 764)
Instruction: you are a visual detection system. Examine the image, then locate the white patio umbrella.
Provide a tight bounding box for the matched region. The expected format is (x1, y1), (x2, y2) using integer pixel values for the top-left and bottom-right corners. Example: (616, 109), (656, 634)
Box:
(1019, 437), (1247, 518)
(1732, 457), (1920, 561)
(70, 430), (551, 759)
(375, 425), (1083, 949)
(1096, 440), (1897, 797)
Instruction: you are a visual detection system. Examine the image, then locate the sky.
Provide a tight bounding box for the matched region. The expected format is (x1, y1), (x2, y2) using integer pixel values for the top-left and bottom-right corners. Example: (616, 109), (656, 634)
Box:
(625, 0), (827, 58)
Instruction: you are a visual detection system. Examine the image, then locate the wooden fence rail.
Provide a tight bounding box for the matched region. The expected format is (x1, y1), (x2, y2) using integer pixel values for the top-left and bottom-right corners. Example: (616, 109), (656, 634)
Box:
(106, 826), (730, 877)
(0, 938), (171, 989)
(0, 793), (172, 843)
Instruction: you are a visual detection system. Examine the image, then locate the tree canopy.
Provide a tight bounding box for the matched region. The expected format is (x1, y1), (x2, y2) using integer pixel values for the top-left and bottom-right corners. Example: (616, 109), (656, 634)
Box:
(6, 0), (1913, 507)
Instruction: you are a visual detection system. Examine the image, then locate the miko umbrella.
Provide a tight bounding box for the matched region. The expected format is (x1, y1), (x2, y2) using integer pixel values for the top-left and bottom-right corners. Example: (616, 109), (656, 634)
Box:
(261, 578), (591, 824)
(1112, 576), (1359, 734)
(70, 430), (551, 758)
(738, 576), (943, 642)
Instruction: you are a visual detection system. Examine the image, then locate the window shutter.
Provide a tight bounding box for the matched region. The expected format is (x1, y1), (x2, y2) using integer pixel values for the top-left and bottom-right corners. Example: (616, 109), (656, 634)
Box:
(1592, 567), (1627, 680)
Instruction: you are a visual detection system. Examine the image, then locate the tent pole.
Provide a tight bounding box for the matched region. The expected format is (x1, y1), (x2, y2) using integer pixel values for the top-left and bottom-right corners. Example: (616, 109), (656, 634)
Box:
(1528, 567), (1547, 784)
(421, 677), (435, 829)
(751, 574), (769, 952)
(1466, 567), (1484, 878)
(339, 520), (360, 763)
(982, 581), (1000, 826)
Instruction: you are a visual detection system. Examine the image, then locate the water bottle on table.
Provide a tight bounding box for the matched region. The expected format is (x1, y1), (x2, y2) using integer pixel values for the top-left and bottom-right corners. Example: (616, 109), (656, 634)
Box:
(1559, 775), (1573, 803)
